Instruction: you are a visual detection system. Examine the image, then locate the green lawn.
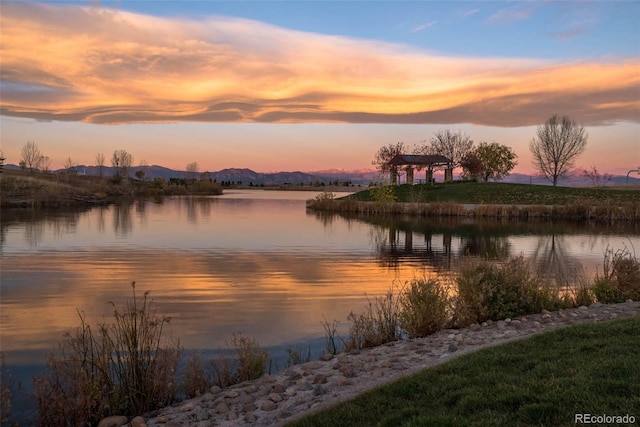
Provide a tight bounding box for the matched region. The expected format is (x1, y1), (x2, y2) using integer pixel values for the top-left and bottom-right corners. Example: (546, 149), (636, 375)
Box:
(289, 317), (640, 427)
(345, 182), (640, 206)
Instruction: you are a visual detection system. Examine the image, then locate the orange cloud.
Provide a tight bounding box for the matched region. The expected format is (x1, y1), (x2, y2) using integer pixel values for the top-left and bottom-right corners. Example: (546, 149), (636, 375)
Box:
(1, 2), (638, 126)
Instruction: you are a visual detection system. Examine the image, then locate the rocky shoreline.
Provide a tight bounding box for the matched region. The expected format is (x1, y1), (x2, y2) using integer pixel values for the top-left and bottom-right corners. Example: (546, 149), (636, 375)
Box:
(100, 301), (639, 427)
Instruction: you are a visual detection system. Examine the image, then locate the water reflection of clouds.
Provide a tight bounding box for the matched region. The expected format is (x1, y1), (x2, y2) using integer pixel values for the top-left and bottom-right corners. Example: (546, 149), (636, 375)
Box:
(0, 248), (414, 362)
(3, 195), (639, 365)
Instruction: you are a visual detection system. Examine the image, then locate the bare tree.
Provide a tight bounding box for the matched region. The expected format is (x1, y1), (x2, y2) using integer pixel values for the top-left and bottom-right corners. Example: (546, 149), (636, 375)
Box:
(582, 166), (612, 188)
(185, 162), (199, 181)
(530, 114), (587, 186)
(111, 149), (133, 178)
(40, 156), (51, 173)
(423, 129), (473, 168)
(64, 157), (75, 171)
(20, 141), (44, 173)
(95, 153), (105, 178)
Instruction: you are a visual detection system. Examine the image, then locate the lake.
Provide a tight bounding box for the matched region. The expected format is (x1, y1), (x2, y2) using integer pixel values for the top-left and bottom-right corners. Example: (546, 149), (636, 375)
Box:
(1, 189), (639, 422)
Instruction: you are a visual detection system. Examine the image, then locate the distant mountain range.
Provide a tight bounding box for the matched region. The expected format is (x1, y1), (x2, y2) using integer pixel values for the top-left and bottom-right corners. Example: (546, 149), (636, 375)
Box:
(5, 164), (640, 186)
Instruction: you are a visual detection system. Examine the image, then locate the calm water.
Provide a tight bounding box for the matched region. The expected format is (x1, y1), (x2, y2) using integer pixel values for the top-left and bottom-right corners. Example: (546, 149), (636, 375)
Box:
(2, 189), (639, 421)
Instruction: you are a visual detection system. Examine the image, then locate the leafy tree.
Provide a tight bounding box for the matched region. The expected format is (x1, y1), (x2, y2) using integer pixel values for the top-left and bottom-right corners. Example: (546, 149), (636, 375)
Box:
(372, 142), (406, 175)
(475, 142), (517, 182)
(530, 114), (587, 186)
(0, 150), (5, 174)
(423, 129), (473, 168)
(111, 149), (133, 178)
(460, 151), (485, 181)
(135, 169), (146, 180)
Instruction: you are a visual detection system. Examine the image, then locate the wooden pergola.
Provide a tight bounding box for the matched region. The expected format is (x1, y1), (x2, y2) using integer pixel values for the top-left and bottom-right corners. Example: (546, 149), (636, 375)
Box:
(387, 154), (453, 185)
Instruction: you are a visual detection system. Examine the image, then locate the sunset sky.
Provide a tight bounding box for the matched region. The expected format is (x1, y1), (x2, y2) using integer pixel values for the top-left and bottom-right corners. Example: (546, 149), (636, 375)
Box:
(1, 1), (638, 175)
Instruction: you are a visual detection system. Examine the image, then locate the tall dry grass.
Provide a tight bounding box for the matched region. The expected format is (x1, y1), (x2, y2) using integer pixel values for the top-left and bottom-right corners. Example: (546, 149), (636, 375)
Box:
(345, 285), (403, 350)
(592, 246), (640, 303)
(34, 283), (181, 426)
(399, 278), (452, 338)
(210, 333), (269, 388)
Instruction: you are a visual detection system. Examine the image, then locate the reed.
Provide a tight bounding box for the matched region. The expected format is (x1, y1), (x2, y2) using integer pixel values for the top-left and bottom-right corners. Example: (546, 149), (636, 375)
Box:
(345, 285), (403, 351)
(210, 333), (269, 388)
(181, 351), (212, 398)
(34, 283), (181, 426)
(592, 245), (640, 303)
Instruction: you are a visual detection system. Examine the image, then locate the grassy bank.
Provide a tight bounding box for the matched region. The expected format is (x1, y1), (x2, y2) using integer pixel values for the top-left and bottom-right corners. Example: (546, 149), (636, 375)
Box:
(290, 316), (640, 427)
(0, 169), (222, 208)
(307, 182), (640, 221)
(346, 182), (640, 205)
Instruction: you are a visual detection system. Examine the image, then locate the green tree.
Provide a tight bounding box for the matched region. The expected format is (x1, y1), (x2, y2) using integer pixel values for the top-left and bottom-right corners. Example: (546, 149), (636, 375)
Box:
(530, 114), (587, 186)
(475, 142), (517, 182)
(460, 151), (485, 181)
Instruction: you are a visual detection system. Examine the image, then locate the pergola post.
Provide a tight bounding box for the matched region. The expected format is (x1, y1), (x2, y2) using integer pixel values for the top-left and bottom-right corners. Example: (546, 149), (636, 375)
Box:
(444, 167), (453, 182)
(390, 165), (398, 185)
(426, 168), (433, 184)
(406, 166), (414, 185)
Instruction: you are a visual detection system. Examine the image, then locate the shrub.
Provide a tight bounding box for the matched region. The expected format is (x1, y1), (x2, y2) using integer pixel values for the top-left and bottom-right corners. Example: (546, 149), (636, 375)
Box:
(592, 246), (640, 303)
(399, 278), (452, 338)
(454, 257), (563, 326)
(307, 191), (336, 210)
(369, 182), (397, 204)
(210, 352), (236, 388)
(181, 351), (212, 398)
(570, 280), (594, 307)
(211, 333), (269, 387)
(34, 283), (181, 426)
(233, 334), (269, 382)
(345, 286), (402, 350)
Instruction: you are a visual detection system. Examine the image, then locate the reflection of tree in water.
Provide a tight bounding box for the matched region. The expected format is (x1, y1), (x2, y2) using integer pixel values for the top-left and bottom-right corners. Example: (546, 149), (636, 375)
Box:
(135, 198), (146, 219)
(24, 221), (45, 247)
(0, 209), (86, 248)
(460, 234), (511, 260)
(530, 234), (583, 286)
(307, 210), (338, 228)
(50, 212), (81, 239)
(182, 197), (217, 224)
(97, 206), (107, 233)
(113, 201), (134, 237)
(186, 197), (197, 224)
